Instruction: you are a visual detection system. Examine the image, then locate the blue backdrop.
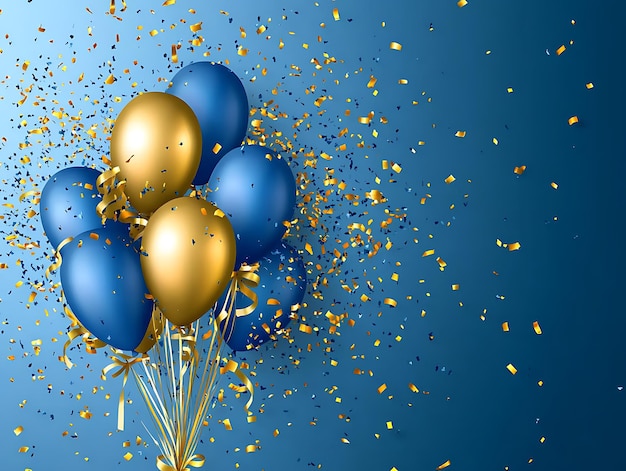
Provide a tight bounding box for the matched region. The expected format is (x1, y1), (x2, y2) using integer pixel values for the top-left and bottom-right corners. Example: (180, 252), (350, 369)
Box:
(1, 1), (624, 470)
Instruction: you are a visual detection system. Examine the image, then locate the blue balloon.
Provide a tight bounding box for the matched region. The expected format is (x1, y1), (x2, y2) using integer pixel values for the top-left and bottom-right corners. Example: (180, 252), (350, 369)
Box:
(40, 166), (129, 249)
(218, 241), (307, 351)
(208, 145), (296, 266)
(167, 62), (249, 185)
(60, 227), (152, 351)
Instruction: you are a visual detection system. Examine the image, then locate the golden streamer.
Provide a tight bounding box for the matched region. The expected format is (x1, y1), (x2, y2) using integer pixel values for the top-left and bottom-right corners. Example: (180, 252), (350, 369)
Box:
(44, 236), (73, 279)
(96, 166), (151, 240)
(102, 350), (146, 431)
(215, 264), (260, 342)
(96, 166), (128, 222)
(220, 359), (254, 413)
(135, 306), (164, 354)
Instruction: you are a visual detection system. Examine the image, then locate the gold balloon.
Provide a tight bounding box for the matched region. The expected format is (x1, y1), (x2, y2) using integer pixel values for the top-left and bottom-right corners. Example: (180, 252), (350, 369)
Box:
(110, 92), (202, 215)
(140, 197), (236, 326)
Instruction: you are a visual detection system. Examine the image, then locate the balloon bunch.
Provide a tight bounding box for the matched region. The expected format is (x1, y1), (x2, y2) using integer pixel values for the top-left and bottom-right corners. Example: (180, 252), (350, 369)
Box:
(40, 62), (307, 471)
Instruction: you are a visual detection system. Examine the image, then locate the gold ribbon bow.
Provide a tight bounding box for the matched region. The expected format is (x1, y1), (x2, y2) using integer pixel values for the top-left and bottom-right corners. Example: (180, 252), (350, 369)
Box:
(156, 453), (206, 471)
(102, 350), (146, 431)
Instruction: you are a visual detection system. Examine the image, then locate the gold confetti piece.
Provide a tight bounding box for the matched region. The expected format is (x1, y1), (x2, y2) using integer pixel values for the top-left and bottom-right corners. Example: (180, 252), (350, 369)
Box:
(556, 45), (566, 55)
(299, 324), (313, 334)
(451, 284), (460, 291)
(513, 165), (526, 175)
(507, 87), (514, 93)
(104, 74), (115, 85)
(15, 281), (23, 288)
(273, 429), (280, 437)
(444, 174), (456, 184)
(245, 445), (257, 453)
(305, 242), (313, 255)
(408, 383), (419, 393)
(149, 29), (159, 37)
(458, 0), (468, 6)
(341, 437), (350, 444)
(568, 115), (579, 125)
(391, 163), (402, 173)
(508, 242), (521, 251)
(586, 82), (594, 89)
(223, 418), (232, 430)
(551, 182), (559, 189)
(506, 364), (517, 375)
(19, 447), (29, 453)
(377, 384), (387, 394)
(190, 22), (202, 33)
(386, 421), (393, 429)
(493, 137), (499, 145)
(502, 322), (509, 332)
(171, 44), (178, 63)
(14, 426), (23, 436)
(538, 380), (544, 387)
(398, 79), (408, 84)
(455, 130), (466, 138)
(367, 75), (377, 88)
(237, 47), (248, 56)
(123, 452), (133, 461)
(422, 249), (435, 257)
(540, 436), (546, 443)
(533, 321), (542, 335)
(436, 460), (451, 470)
(384, 298), (398, 307)
(162, 0), (176, 5)
(332, 8), (340, 20)
(390, 41), (402, 51)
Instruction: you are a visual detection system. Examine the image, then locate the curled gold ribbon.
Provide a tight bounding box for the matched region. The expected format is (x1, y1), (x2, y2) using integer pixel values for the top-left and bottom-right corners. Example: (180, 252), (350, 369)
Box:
(44, 236), (73, 279)
(156, 453), (206, 471)
(220, 359), (254, 413)
(96, 166), (128, 222)
(134, 305), (164, 354)
(102, 350), (146, 431)
(215, 264), (260, 342)
(61, 302), (106, 368)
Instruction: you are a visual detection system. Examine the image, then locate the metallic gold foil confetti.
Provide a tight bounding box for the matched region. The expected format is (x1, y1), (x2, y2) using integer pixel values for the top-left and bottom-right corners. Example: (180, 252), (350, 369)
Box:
(507, 242), (521, 251)
(586, 82), (594, 89)
(445, 175), (456, 184)
(533, 321), (542, 335)
(513, 166), (526, 175)
(454, 130), (466, 138)
(502, 322), (509, 332)
(436, 460), (451, 470)
(458, 0), (468, 6)
(556, 45), (566, 55)
(332, 8), (340, 20)
(389, 42), (402, 51)
(13, 426), (23, 436)
(568, 116), (579, 125)
(506, 364), (517, 375)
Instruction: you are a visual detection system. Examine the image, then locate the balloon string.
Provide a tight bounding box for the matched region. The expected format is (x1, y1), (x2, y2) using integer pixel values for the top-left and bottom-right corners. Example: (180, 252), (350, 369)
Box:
(102, 350), (146, 431)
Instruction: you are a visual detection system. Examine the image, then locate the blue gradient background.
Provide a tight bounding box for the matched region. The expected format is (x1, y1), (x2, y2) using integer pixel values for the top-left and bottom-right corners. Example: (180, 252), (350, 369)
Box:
(1, 1), (624, 470)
